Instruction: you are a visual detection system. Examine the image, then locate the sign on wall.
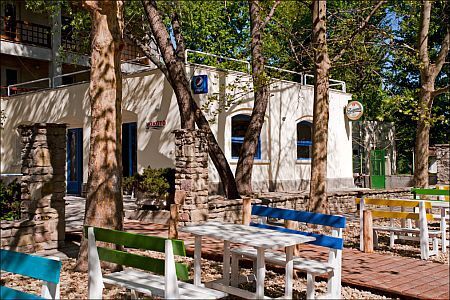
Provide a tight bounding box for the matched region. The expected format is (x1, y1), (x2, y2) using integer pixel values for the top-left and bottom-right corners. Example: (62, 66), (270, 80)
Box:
(191, 75), (208, 94)
(345, 101), (364, 121)
(146, 120), (166, 130)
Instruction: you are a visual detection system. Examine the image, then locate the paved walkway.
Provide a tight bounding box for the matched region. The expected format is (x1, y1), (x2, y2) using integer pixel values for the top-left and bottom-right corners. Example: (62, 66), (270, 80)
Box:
(123, 221), (449, 300)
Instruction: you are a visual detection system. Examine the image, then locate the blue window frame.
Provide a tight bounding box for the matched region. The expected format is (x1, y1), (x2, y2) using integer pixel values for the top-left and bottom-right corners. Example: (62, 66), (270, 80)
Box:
(231, 114), (261, 159)
(297, 121), (312, 160)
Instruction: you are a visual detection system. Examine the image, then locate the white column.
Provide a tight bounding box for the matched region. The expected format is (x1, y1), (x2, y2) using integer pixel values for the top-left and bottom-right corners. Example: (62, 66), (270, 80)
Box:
(50, 7), (62, 87)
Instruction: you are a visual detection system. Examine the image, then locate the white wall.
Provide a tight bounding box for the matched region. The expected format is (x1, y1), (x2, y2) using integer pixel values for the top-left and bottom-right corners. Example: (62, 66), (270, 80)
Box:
(1, 64), (354, 192)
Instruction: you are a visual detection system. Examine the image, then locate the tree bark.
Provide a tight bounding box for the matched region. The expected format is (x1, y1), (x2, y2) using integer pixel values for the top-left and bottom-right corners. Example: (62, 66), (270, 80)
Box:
(414, 0), (449, 187)
(308, 0), (331, 213)
(75, 0), (124, 272)
(235, 0), (271, 196)
(141, 0), (240, 199)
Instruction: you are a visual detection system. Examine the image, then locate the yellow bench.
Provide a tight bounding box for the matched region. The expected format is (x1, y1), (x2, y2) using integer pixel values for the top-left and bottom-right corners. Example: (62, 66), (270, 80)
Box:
(356, 198), (440, 260)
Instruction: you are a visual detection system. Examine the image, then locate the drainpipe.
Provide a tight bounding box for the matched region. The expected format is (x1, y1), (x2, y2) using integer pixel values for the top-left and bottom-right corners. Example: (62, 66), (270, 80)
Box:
(50, 6), (62, 87)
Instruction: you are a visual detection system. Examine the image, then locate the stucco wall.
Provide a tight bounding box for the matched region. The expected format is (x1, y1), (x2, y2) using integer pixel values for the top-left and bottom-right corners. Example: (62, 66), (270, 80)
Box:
(1, 64), (353, 192)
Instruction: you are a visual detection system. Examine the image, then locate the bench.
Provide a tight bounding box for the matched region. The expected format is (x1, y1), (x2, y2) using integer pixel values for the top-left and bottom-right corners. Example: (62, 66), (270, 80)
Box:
(411, 187), (449, 253)
(356, 198), (440, 259)
(230, 205), (346, 299)
(0, 249), (62, 300)
(87, 226), (227, 299)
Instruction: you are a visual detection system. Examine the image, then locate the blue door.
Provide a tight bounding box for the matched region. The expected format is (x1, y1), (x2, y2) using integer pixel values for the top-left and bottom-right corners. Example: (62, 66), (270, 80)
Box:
(122, 122), (137, 177)
(67, 128), (83, 195)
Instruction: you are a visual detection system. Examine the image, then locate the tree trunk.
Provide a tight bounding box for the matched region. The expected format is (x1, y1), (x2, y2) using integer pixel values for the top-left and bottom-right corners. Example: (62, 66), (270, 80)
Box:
(308, 0), (331, 213)
(414, 80), (433, 188)
(75, 0), (124, 272)
(141, 0), (240, 199)
(414, 0), (433, 188)
(235, 0), (270, 196)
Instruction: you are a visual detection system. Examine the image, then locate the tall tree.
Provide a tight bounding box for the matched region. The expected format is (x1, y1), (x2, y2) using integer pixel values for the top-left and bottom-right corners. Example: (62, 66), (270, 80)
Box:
(414, 0), (449, 187)
(308, 0), (331, 213)
(235, 0), (280, 195)
(307, 0), (386, 212)
(75, 0), (124, 271)
(132, 0), (241, 199)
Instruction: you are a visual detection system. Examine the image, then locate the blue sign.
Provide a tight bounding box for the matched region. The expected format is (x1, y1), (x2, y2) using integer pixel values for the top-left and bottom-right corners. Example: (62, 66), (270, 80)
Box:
(192, 75), (208, 94)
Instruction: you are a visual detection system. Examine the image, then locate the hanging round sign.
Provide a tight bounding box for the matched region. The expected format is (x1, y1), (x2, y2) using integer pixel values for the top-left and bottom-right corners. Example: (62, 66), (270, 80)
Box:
(345, 101), (364, 121)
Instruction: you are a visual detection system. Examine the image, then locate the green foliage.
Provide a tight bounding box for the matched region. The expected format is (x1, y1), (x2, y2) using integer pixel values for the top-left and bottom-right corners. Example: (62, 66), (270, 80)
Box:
(123, 167), (175, 198)
(0, 180), (21, 221)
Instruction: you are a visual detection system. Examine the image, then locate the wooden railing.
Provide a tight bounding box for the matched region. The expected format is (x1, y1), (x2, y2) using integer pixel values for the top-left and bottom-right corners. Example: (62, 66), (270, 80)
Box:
(0, 16), (51, 48)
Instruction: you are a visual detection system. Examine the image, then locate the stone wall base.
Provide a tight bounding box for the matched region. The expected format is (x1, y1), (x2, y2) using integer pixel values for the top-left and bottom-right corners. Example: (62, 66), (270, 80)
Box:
(0, 219), (60, 253)
(208, 188), (411, 223)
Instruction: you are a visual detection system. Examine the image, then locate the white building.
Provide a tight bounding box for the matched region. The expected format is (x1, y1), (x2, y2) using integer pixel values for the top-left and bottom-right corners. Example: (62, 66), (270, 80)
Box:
(1, 62), (354, 194)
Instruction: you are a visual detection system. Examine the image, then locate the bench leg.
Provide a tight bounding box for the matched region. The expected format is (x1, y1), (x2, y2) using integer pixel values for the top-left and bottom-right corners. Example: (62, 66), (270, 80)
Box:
(231, 253), (240, 288)
(373, 230), (378, 248)
(306, 273), (315, 300)
(389, 231), (395, 248)
(432, 237), (439, 256)
(194, 235), (202, 286)
(130, 289), (138, 299)
(223, 240), (231, 286)
(256, 247), (266, 299)
(285, 246), (294, 298)
(441, 208), (447, 253)
(41, 281), (60, 299)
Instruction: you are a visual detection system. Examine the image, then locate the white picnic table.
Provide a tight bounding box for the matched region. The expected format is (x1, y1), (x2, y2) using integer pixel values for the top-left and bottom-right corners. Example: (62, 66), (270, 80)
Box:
(180, 221), (315, 299)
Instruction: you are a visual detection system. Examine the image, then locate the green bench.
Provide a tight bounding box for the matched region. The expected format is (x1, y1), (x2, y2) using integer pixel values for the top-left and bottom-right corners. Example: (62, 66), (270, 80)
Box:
(87, 226), (227, 299)
(0, 249), (62, 299)
(411, 187), (449, 253)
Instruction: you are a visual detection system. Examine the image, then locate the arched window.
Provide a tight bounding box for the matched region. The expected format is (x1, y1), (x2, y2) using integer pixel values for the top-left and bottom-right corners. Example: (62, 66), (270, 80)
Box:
(231, 114), (261, 159)
(297, 121), (312, 160)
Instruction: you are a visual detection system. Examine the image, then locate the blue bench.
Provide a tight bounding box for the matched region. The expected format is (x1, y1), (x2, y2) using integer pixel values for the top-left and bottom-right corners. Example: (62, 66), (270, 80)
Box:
(0, 249), (62, 300)
(231, 205), (346, 299)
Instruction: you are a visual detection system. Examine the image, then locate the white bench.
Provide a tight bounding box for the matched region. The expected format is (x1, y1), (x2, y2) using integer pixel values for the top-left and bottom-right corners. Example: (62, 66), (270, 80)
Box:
(87, 226), (227, 299)
(230, 205), (346, 299)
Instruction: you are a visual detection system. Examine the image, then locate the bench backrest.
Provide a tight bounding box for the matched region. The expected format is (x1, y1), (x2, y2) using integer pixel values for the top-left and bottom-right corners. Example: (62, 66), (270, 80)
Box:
(0, 249), (62, 284)
(85, 226), (189, 281)
(412, 187), (450, 201)
(355, 198), (433, 220)
(0, 249), (62, 299)
(250, 205), (346, 250)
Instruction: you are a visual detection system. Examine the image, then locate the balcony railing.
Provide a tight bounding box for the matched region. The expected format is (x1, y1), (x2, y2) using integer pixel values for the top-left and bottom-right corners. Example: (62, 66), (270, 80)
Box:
(0, 16), (51, 48)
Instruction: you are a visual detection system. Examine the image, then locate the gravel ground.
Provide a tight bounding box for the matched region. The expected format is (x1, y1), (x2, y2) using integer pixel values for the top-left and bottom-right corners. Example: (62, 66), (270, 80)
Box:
(1, 253), (395, 299)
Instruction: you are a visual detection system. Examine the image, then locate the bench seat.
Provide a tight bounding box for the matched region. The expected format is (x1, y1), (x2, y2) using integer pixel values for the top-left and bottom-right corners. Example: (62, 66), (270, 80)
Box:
(372, 226), (441, 236)
(103, 269), (227, 299)
(232, 247), (333, 275)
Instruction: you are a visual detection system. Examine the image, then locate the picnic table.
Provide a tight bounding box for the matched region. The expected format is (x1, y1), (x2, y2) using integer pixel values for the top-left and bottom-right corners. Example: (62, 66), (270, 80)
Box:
(180, 221), (315, 299)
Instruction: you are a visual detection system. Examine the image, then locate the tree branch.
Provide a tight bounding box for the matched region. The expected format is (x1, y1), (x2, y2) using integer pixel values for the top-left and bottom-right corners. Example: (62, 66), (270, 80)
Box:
(432, 85), (450, 98)
(126, 31), (169, 78)
(170, 0), (186, 62)
(261, 0), (281, 30)
(332, 0), (386, 63)
(434, 29), (449, 75)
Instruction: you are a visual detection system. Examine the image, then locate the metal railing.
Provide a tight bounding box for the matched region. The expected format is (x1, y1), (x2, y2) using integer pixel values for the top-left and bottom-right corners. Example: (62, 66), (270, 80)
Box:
(185, 49), (251, 73)
(4, 57), (155, 96)
(303, 74), (346, 92)
(7, 78), (52, 96)
(4, 49), (347, 96)
(0, 16), (51, 48)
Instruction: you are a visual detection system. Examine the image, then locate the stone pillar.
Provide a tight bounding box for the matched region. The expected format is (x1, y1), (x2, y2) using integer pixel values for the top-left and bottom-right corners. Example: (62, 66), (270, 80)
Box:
(19, 123), (66, 249)
(436, 144), (449, 185)
(173, 129), (209, 225)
